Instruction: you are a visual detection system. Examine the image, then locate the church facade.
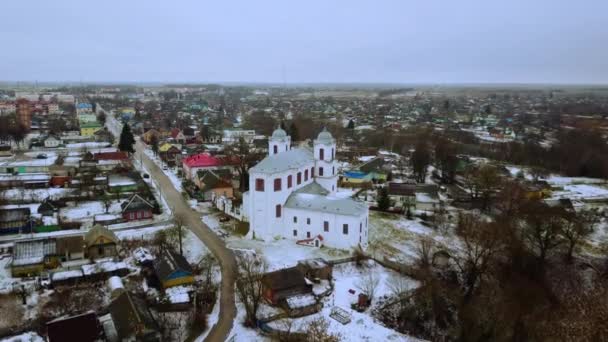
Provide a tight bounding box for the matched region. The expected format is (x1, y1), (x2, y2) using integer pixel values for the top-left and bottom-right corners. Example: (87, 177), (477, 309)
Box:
(243, 128), (369, 250)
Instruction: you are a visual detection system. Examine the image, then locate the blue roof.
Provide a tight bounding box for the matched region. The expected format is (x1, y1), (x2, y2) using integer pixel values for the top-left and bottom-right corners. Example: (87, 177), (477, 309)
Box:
(77, 103), (92, 108)
(344, 171), (369, 179)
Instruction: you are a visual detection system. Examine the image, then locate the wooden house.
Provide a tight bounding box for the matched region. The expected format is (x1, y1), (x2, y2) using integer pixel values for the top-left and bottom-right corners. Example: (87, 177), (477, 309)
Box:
(153, 249), (194, 289)
(84, 224), (119, 260)
(158, 143), (181, 167)
(46, 312), (102, 342)
(195, 170), (234, 201)
(110, 291), (161, 342)
(121, 194), (154, 221)
(261, 267), (312, 305)
(0, 208), (31, 235)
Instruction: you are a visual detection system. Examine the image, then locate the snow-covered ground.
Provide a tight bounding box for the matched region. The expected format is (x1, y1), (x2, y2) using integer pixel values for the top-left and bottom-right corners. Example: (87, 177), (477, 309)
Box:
(506, 164), (607, 186)
(368, 211), (453, 263)
(0, 256), (14, 294)
(1, 187), (74, 202)
(227, 237), (349, 271)
(0, 332), (45, 342)
(115, 224), (172, 240)
(65, 142), (111, 149)
(59, 200), (123, 227)
(551, 184), (608, 200)
(263, 260), (419, 341)
(182, 229), (209, 264)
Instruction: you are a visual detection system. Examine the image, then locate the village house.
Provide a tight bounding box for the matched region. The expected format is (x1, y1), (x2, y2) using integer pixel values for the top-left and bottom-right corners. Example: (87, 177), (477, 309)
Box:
(296, 258), (333, 280)
(0, 173), (51, 189)
(0, 207), (32, 235)
(153, 249), (195, 289)
(182, 153), (227, 181)
(158, 143), (181, 166)
(142, 128), (162, 144)
(0, 145), (12, 157)
(261, 266), (312, 305)
(11, 238), (59, 277)
(222, 128), (256, 144)
(93, 127), (114, 142)
(80, 122), (103, 136)
(43, 135), (62, 148)
(110, 291), (161, 342)
(84, 224), (119, 260)
(121, 194), (155, 221)
(387, 182), (416, 211)
(170, 128), (187, 145)
(195, 170), (234, 201)
(46, 312), (102, 342)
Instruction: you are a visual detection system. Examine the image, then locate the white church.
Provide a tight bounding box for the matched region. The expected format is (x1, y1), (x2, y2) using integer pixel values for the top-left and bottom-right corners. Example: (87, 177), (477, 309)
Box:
(242, 127), (369, 250)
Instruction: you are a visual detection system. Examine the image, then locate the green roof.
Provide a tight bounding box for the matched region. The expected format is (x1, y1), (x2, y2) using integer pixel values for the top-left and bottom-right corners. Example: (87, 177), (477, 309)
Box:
(81, 122), (102, 128)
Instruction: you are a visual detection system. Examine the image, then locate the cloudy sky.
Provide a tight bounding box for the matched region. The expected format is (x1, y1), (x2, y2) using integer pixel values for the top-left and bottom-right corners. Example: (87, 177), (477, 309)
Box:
(1, 0), (606, 84)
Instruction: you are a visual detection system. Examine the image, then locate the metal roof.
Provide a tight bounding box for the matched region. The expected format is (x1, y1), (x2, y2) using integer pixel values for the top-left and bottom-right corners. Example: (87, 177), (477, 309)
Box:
(284, 182), (367, 216)
(249, 148), (314, 174)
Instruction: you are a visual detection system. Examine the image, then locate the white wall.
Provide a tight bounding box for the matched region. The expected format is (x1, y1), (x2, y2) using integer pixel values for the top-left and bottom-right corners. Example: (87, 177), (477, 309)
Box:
(284, 207), (369, 250)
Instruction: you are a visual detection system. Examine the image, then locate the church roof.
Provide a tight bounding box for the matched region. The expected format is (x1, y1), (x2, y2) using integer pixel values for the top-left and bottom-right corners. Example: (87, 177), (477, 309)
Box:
(285, 182), (367, 216)
(271, 127), (288, 139)
(314, 127), (334, 145)
(250, 148), (313, 174)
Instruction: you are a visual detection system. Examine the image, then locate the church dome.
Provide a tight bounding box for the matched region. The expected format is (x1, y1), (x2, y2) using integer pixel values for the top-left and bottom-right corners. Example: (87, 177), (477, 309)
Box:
(271, 127), (288, 139)
(316, 127), (334, 143)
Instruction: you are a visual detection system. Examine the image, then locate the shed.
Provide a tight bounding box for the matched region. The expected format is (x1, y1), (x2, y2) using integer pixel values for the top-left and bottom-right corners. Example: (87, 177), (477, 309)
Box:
(153, 249), (194, 289)
(261, 267), (312, 305)
(46, 311), (102, 342)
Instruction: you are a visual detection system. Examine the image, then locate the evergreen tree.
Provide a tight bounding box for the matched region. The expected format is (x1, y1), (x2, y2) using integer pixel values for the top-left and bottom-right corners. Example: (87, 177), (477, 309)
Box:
(288, 122), (299, 142)
(347, 119), (355, 129)
(150, 135), (159, 155)
(412, 140), (431, 183)
(377, 187), (390, 211)
(118, 123), (135, 153)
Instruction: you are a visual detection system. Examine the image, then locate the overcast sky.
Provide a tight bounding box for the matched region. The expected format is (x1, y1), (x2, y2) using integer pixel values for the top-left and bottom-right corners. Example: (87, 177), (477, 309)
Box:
(1, 0), (607, 84)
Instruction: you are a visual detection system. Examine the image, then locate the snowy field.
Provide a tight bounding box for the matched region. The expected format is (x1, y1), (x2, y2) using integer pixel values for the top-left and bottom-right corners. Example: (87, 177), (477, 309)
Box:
(227, 237), (350, 271)
(1, 188), (74, 202)
(550, 184), (608, 200)
(261, 261), (419, 342)
(0, 332), (44, 342)
(368, 211), (452, 263)
(59, 200), (123, 226)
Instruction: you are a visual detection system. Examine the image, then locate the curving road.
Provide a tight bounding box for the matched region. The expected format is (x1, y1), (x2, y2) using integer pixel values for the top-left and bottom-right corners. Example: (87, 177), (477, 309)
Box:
(135, 140), (238, 341)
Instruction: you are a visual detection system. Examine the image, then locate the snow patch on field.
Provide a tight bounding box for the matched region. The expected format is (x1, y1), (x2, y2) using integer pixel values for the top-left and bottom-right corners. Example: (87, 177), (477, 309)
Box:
(115, 224), (172, 240)
(552, 184), (608, 200)
(0, 332), (45, 342)
(1, 188), (74, 201)
(182, 229), (209, 264)
(227, 237), (349, 271)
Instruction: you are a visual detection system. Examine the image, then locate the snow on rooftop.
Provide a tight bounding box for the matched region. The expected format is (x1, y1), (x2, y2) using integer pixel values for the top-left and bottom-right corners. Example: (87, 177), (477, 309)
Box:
(165, 285), (192, 304)
(286, 294), (317, 309)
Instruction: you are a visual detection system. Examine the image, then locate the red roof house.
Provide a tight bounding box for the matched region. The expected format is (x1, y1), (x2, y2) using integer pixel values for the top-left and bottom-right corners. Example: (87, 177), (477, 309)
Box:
(94, 152), (129, 161)
(182, 153), (223, 180)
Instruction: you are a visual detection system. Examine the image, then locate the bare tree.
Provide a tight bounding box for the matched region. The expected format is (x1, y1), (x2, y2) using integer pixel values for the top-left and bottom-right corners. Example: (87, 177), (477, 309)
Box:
(167, 214), (187, 255)
(235, 253), (267, 327)
(356, 270), (380, 304)
(306, 317), (342, 342)
(455, 214), (502, 301)
(561, 209), (598, 262)
(415, 237), (436, 271)
(521, 200), (564, 264)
